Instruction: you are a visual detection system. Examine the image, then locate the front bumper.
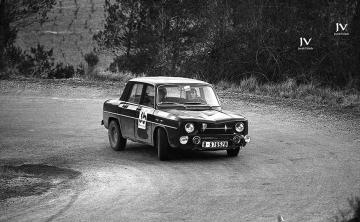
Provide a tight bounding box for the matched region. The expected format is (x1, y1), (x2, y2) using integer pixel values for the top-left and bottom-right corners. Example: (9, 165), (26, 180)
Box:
(170, 134), (250, 151)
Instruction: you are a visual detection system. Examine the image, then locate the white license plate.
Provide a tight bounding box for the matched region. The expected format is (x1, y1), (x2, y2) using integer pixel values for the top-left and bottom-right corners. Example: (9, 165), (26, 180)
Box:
(202, 141), (228, 148)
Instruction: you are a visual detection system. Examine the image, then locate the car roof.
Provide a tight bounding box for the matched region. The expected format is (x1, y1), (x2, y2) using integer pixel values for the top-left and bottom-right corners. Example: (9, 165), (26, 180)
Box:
(129, 76), (210, 86)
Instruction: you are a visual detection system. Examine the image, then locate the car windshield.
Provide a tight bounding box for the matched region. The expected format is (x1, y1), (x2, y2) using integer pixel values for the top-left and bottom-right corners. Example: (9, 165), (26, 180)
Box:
(157, 85), (220, 106)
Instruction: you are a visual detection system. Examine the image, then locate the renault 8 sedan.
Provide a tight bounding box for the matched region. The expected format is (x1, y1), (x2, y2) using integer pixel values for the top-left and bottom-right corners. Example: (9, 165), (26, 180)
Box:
(101, 77), (250, 160)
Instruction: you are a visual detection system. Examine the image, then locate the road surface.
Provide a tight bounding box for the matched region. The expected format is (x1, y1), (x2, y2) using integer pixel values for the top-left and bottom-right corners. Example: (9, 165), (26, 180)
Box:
(0, 84), (359, 222)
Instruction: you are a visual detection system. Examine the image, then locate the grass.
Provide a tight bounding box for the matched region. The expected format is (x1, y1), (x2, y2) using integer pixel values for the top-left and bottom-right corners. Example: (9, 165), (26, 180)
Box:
(217, 77), (360, 111)
(90, 68), (141, 82)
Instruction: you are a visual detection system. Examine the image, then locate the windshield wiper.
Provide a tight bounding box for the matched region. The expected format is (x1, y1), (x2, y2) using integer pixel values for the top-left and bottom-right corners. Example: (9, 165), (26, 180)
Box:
(184, 104), (220, 110)
(158, 102), (185, 107)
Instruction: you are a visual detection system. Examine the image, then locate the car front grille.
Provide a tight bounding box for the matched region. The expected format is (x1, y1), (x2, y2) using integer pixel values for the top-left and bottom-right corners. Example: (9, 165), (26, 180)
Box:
(200, 135), (233, 140)
(197, 122), (235, 134)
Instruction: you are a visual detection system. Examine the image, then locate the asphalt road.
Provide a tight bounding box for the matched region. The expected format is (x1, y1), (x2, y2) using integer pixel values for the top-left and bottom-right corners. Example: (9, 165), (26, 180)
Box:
(0, 92), (360, 222)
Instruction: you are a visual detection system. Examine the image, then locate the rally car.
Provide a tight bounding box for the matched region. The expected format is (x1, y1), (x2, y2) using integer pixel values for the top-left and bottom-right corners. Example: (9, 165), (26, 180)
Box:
(102, 77), (250, 160)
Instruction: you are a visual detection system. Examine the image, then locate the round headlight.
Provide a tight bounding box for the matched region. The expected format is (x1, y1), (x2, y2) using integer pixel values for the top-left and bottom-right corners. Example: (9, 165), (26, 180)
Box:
(185, 123), (195, 133)
(235, 122), (244, 132)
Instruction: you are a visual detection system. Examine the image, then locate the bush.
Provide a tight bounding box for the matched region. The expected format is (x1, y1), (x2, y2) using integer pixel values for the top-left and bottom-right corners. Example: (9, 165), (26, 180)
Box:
(76, 63), (85, 77)
(84, 52), (99, 67)
(48, 63), (75, 79)
(1, 44), (76, 79)
(8, 44), (55, 78)
(239, 76), (259, 93)
(23, 44), (55, 78)
(4, 46), (25, 68)
(92, 68), (138, 82)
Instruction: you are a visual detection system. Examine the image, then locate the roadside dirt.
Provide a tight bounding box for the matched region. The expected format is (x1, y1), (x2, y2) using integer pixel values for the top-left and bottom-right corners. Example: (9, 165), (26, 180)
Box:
(0, 79), (359, 222)
(0, 164), (80, 200)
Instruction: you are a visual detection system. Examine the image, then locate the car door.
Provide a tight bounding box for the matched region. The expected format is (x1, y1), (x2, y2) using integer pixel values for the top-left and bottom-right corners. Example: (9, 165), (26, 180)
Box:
(118, 82), (144, 139)
(135, 84), (155, 144)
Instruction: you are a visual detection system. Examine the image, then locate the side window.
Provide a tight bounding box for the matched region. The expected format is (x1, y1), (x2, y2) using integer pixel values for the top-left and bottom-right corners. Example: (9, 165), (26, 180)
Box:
(120, 83), (133, 101)
(141, 85), (155, 107)
(127, 83), (143, 104)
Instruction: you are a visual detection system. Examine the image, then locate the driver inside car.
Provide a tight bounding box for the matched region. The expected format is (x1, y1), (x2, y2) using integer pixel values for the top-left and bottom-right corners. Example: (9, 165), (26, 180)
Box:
(187, 88), (204, 103)
(158, 87), (167, 103)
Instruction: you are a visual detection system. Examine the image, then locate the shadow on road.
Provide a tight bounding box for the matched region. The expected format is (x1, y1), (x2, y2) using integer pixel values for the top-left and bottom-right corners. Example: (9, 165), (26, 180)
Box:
(102, 142), (241, 162)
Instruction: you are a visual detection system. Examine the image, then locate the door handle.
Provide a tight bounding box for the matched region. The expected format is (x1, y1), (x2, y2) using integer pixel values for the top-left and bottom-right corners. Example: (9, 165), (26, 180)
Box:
(119, 103), (128, 108)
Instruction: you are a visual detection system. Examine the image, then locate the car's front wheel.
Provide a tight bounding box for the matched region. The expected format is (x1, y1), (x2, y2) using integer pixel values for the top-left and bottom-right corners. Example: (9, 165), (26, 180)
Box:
(156, 128), (169, 160)
(227, 147), (240, 157)
(108, 120), (126, 151)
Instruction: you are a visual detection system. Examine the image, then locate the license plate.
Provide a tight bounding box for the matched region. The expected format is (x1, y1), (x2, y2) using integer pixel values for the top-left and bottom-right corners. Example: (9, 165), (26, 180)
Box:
(202, 141), (228, 148)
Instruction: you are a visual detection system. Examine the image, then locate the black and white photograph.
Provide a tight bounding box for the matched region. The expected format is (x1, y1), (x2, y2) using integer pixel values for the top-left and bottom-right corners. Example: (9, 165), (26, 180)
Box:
(0, 0), (359, 221)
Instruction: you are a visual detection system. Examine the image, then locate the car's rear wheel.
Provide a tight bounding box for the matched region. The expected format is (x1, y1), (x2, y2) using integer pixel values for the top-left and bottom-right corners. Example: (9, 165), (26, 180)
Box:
(227, 147), (240, 157)
(108, 120), (126, 151)
(157, 128), (169, 160)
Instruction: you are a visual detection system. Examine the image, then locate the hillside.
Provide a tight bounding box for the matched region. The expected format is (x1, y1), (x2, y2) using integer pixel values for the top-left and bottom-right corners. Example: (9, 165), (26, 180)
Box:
(15, 0), (111, 67)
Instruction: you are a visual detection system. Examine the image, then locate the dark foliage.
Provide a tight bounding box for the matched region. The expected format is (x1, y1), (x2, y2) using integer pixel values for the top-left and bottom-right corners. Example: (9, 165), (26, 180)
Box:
(48, 63), (75, 79)
(1, 43), (74, 79)
(17, 44), (54, 78)
(109, 53), (153, 74)
(349, 197), (360, 222)
(336, 197), (360, 222)
(3, 45), (25, 68)
(95, 0), (206, 76)
(76, 63), (85, 77)
(84, 52), (99, 67)
(0, 0), (56, 72)
(96, 0), (360, 89)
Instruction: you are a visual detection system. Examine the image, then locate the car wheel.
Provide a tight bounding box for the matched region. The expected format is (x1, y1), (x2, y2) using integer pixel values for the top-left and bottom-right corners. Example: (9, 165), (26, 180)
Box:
(227, 147), (240, 157)
(108, 120), (126, 151)
(157, 128), (169, 160)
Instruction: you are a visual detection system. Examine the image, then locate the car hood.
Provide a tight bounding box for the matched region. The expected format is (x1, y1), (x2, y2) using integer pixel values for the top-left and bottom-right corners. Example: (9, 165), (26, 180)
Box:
(164, 109), (246, 122)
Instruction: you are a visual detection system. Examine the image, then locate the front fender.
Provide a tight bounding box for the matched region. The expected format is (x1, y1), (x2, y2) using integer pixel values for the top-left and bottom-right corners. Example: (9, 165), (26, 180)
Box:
(152, 125), (180, 148)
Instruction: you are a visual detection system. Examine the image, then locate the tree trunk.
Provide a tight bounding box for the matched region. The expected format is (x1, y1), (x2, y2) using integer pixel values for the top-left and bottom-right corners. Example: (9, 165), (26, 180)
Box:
(171, 42), (179, 75)
(0, 0), (10, 71)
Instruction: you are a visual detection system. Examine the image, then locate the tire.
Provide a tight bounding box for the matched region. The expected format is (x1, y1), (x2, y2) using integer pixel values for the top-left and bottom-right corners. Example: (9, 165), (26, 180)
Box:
(157, 128), (169, 161)
(108, 120), (126, 151)
(227, 147), (240, 157)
